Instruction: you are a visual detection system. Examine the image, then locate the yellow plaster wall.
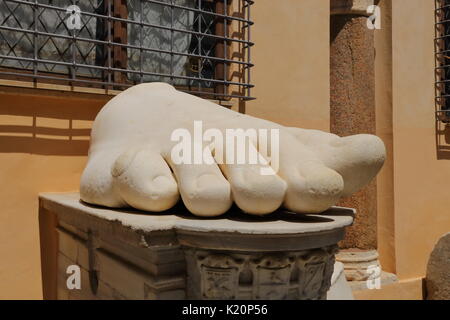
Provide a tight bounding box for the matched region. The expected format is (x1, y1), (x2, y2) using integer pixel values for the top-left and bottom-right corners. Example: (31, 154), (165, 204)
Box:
(390, 0), (450, 280)
(374, 0), (396, 274)
(0, 89), (106, 299)
(245, 0), (331, 131)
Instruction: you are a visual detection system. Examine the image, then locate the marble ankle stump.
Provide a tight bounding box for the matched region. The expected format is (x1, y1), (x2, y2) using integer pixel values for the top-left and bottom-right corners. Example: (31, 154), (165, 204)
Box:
(80, 82), (386, 217)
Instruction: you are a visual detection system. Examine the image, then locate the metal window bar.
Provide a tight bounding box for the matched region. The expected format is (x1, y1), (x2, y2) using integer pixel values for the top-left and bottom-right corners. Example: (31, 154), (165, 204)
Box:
(0, 0), (254, 100)
(223, 0), (227, 98)
(196, 0), (201, 93)
(436, 0), (450, 122)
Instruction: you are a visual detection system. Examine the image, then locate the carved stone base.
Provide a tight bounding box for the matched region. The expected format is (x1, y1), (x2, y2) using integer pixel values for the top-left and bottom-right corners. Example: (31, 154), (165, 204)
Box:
(39, 193), (354, 300)
(185, 247), (338, 300)
(336, 249), (398, 291)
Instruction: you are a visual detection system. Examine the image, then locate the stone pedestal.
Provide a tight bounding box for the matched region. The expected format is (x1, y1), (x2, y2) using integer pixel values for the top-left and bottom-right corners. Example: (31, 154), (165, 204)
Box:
(39, 193), (354, 300)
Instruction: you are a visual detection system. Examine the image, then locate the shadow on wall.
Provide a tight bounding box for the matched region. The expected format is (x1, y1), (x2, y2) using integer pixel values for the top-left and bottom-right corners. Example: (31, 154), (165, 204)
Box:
(0, 88), (109, 156)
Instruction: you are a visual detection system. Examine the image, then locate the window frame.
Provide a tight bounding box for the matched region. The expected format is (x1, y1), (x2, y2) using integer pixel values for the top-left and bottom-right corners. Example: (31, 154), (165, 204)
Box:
(0, 0), (254, 101)
(435, 0), (450, 122)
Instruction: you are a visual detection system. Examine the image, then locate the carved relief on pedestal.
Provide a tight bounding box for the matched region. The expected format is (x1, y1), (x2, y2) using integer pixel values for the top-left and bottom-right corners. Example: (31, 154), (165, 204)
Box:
(250, 256), (295, 300)
(297, 246), (338, 300)
(192, 245), (338, 300)
(197, 254), (244, 299)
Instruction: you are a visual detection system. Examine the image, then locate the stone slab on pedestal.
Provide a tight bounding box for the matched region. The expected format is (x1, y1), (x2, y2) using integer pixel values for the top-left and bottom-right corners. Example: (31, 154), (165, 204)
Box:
(39, 192), (354, 300)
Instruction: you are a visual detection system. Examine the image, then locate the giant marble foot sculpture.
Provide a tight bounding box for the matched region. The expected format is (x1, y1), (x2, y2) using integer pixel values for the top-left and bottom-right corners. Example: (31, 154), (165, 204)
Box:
(80, 83), (385, 217)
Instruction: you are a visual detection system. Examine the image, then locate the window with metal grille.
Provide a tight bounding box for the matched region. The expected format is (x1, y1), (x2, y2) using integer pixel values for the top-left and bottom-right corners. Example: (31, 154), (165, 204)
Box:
(0, 0), (254, 101)
(436, 0), (450, 122)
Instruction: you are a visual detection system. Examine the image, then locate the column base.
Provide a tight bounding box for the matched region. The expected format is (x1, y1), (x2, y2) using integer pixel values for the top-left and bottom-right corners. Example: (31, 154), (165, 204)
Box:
(336, 249), (398, 291)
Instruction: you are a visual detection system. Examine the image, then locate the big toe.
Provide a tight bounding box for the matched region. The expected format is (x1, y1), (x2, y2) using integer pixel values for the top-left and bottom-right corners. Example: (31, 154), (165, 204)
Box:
(327, 134), (386, 196)
(281, 163), (344, 213)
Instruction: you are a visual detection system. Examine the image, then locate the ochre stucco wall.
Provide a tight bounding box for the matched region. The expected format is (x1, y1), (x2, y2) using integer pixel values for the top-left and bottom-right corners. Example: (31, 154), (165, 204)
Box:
(0, 89), (106, 299)
(374, 0), (396, 274)
(0, 0), (331, 299)
(245, 0), (330, 131)
(390, 0), (450, 280)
